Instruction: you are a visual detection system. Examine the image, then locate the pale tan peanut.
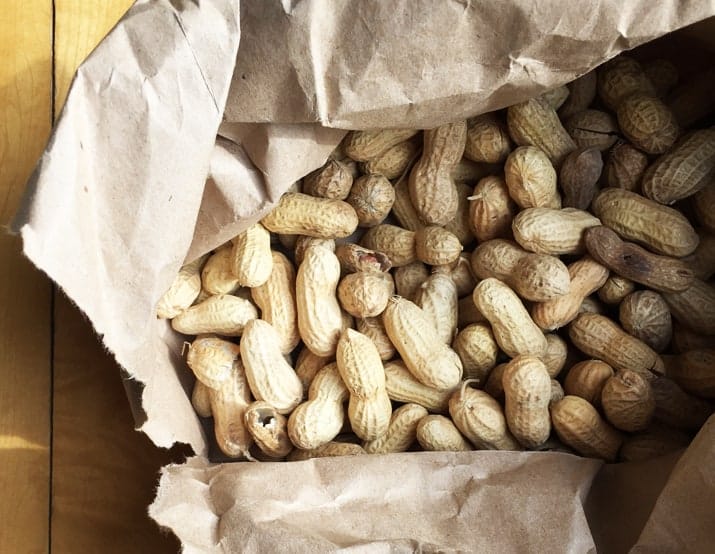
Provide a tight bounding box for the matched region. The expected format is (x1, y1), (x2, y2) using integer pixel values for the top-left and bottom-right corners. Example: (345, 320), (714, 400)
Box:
(244, 401), (293, 458)
(470, 239), (523, 281)
(261, 193), (359, 238)
(250, 251), (299, 355)
(672, 324), (712, 353)
(343, 129), (420, 162)
(541, 334), (568, 378)
(597, 275), (636, 305)
(416, 415), (472, 451)
(452, 324), (498, 382)
(240, 319), (303, 414)
(579, 296), (605, 315)
(230, 223), (273, 288)
(363, 403), (428, 454)
(186, 336), (241, 389)
(667, 349), (715, 399)
(383, 297), (463, 390)
(592, 188), (699, 257)
(201, 248), (239, 295)
(414, 226), (463, 266)
(357, 317), (395, 362)
(619, 291), (672, 353)
(444, 181), (476, 245)
(391, 178), (425, 232)
(172, 294), (258, 337)
(651, 376), (713, 430)
(643, 59), (678, 97)
(550, 380), (565, 406)
(601, 370), (656, 432)
(383, 360), (452, 413)
(568, 313), (664, 376)
(394, 261), (429, 301)
(559, 147), (603, 210)
(502, 356), (552, 448)
(208, 358), (254, 459)
(294, 236), (335, 266)
(619, 424), (690, 462)
(483, 363), (508, 401)
(559, 70), (597, 119)
(337, 271), (394, 319)
(694, 181), (715, 234)
(193, 287), (212, 305)
(191, 380), (212, 418)
(641, 128), (715, 204)
(296, 244), (343, 356)
(472, 278), (547, 358)
(451, 158), (495, 184)
(347, 174), (395, 228)
(458, 295), (487, 328)
(617, 93), (678, 155)
(668, 67), (715, 128)
(287, 442), (366, 461)
(409, 121), (467, 225)
(302, 159), (354, 200)
(363, 136), (421, 179)
(415, 273), (458, 345)
(294, 346), (332, 395)
(288, 363), (348, 449)
(564, 360), (614, 407)
(683, 232), (715, 281)
(532, 257), (609, 331)
(361, 224), (416, 267)
(348, 390), (392, 442)
(540, 85), (570, 110)
(156, 255), (205, 318)
(335, 243), (392, 274)
(449, 383), (520, 450)
(663, 279), (715, 335)
(438, 254), (476, 298)
(550, 395), (623, 461)
(513, 207), (601, 255)
(605, 141), (649, 192)
(464, 113), (512, 163)
(468, 175), (518, 242)
(564, 109), (618, 152)
(504, 146), (560, 209)
(597, 56), (656, 110)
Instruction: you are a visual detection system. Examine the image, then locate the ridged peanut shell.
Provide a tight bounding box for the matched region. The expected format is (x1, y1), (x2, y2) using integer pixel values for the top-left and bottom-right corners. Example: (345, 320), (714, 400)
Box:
(597, 56), (655, 110)
(468, 175), (517, 242)
(605, 142), (649, 192)
(558, 70), (597, 119)
(343, 129), (419, 162)
(337, 271), (394, 318)
(391, 178), (424, 232)
(186, 336), (241, 390)
(208, 358), (253, 459)
(617, 93), (678, 155)
(619, 291), (672, 353)
(394, 261), (429, 301)
(597, 275), (636, 305)
(502, 356), (552, 448)
(541, 334), (569, 378)
(512, 207), (601, 255)
(663, 279), (715, 335)
(261, 193), (359, 238)
(357, 317), (396, 361)
(564, 360), (614, 407)
(416, 415), (472, 452)
(444, 181), (476, 245)
(202, 248), (239, 295)
(415, 273), (458, 345)
(449, 385), (520, 450)
(361, 224), (416, 267)
(415, 226), (463, 266)
(363, 403), (428, 454)
(559, 147), (603, 210)
(348, 390), (392, 441)
(383, 360), (452, 413)
(172, 294), (258, 336)
(504, 146), (560, 209)
(156, 256), (204, 318)
(302, 159), (353, 199)
(191, 380), (212, 418)
(564, 110), (618, 152)
(347, 174), (395, 227)
(464, 114), (512, 163)
(452, 324), (498, 382)
(601, 370), (656, 432)
(335, 243), (392, 274)
(363, 137), (421, 179)
(287, 442), (366, 461)
(244, 401), (293, 458)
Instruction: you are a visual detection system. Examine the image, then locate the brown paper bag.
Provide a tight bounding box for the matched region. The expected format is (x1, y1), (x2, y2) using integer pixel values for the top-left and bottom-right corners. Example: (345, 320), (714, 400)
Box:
(12, 0), (715, 550)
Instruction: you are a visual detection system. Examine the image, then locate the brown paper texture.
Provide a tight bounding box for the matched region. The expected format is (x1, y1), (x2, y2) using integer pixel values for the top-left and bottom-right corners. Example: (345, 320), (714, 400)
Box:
(11, 0), (715, 551)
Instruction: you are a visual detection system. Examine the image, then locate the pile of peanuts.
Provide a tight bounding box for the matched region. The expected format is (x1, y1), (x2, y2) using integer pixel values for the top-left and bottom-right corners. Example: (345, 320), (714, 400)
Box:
(158, 54), (714, 463)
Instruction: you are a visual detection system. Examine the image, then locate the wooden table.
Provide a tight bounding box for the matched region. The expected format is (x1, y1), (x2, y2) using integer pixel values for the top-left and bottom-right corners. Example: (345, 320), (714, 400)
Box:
(1, 3), (184, 551)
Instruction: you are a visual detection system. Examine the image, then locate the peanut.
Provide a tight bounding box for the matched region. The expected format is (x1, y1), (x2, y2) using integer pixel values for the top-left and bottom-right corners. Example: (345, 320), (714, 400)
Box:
(694, 181), (715, 234)
(416, 415), (472, 452)
(605, 141), (649, 192)
(415, 273), (458, 345)
(207, 356), (253, 458)
(666, 349), (715, 399)
(468, 175), (517, 242)
(597, 275), (636, 305)
(361, 224), (417, 267)
(512, 207), (601, 255)
(335, 243), (392, 274)
(244, 401), (293, 458)
(563, 109), (618, 151)
(504, 146), (561, 209)
(558, 70), (597, 119)
(172, 294), (258, 337)
(294, 346), (331, 394)
(597, 56), (655, 110)
(343, 129), (419, 162)
(347, 174), (395, 227)
(452, 323), (498, 382)
(191, 379), (212, 418)
(394, 261), (429, 301)
(287, 441), (366, 461)
(559, 147), (603, 210)
(202, 248), (240, 295)
(617, 93), (678, 155)
(563, 360), (614, 407)
(502, 356), (552, 448)
(261, 193), (359, 238)
(414, 226), (463, 266)
(541, 333), (568, 378)
(439, 254), (476, 298)
(391, 178), (424, 232)
(579, 296), (605, 315)
(601, 370), (656, 432)
(464, 113), (512, 163)
(383, 360), (452, 413)
(229, 223), (273, 288)
(186, 336), (241, 389)
(651, 376), (713, 430)
(619, 291), (672, 353)
(444, 181), (476, 245)
(302, 159), (353, 199)
(156, 255), (205, 318)
(662, 279), (715, 335)
(483, 363), (508, 401)
(452, 158), (494, 183)
(294, 236), (335, 266)
(458, 294), (487, 328)
(550, 379), (565, 405)
(362, 136), (421, 179)
(363, 403), (428, 454)
(337, 271), (394, 318)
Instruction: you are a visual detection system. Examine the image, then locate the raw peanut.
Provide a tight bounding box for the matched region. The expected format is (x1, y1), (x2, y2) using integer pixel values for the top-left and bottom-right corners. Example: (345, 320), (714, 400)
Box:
(694, 181), (715, 234)
(473, 278), (547, 358)
(564, 360), (614, 407)
(586, 227), (694, 294)
(363, 136), (421, 179)
(667, 67), (715, 128)
(296, 244), (343, 356)
(502, 356), (552, 448)
(444, 181), (476, 245)
(643, 59), (678, 97)
(230, 223), (273, 288)
(601, 370), (656, 432)
(337, 271), (394, 318)
(416, 415), (472, 452)
(172, 294), (258, 336)
(619, 424), (690, 462)
(506, 97), (576, 166)
(302, 159), (353, 200)
(191, 380), (212, 418)
(383, 297), (463, 390)
(250, 251), (299, 355)
(361, 224), (416, 267)
(241, 319), (303, 414)
(464, 113), (512, 163)
(156, 255), (204, 318)
(532, 257), (609, 331)
(208, 358), (253, 459)
(440, 254), (476, 298)
(559, 70), (597, 119)
(414, 226), (463, 266)
(193, 287), (212, 305)
(550, 380), (565, 405)
(568, 313), (664, 376)
(617, 93), (678, 155)
(343, 129), (419, 162)
(409, 121), (468, 225)
(512, 207), (601, 255)
(540, 85), (570, 110)
(347, 174), (395, 227)
(470, 239), (523, 281)
(672, 324), (712, 353)
(642, 129), (715, 204)
(415, 273), (458, 344)
(597, 275), (636, 305)
(294, 346), (331, 394)
(651, 376), (713, 430)
(186, 336), (241, 389)
(504, 146), (561, 209)
(202, 248), (239, 295)
(391, 178), (424, 232)
(294, 236), (335, 266)
(551, 396), (623, 461)
(287, 442), (366, 461)
(564, 110), (618, 151)
(541, 334), (568, 378)
(451, 158), (494, 184)
(592, 188), (699, 257)
(288, 363), (348, 449)
(483, 363), (508, 401)
(683, 232), (715, 280)
(357, 317), (396, 361)
(559, 147), (603, 210)
(605, 141), (649, 192)
(452, 323), (498, 382)
(244, 401), (293, 458)
(335, 243), (392, 274)
(579, 296), (605, 315)
(363, 403), (428, 454)
(468, 175), (517, 242)
(449, 383), (520, 450)
(667, 349), (715, 399)
(619, 291), (672, 353)
(261, 193), (359, 238)
(383, 360), (452, 413)
(597, 56), (656, 110)
(394, 261), (429, 301)
(336, 329), (391, 440)
(663, 279), (715, 335)
(458, 295), (486, 328)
